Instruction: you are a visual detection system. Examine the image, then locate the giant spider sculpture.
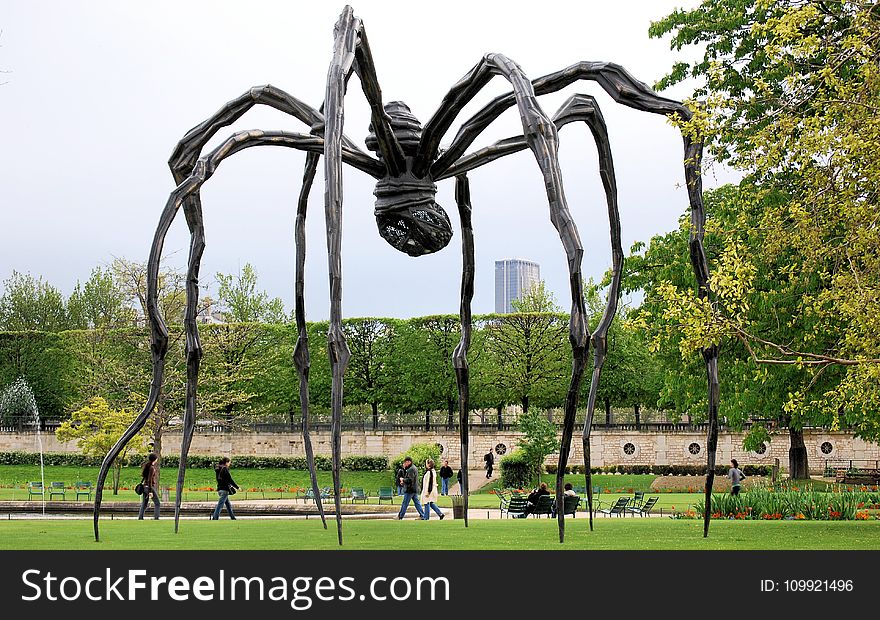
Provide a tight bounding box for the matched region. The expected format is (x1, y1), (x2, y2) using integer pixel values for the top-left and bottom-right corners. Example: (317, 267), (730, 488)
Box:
(94, 6), (720, 545)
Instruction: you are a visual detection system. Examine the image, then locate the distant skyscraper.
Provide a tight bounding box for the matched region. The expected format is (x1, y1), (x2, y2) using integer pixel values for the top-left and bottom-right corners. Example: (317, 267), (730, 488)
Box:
(495, 259), (541, 313)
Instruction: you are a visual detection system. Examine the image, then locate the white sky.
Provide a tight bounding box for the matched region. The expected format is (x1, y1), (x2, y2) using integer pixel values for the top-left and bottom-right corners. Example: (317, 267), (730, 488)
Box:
(0, 0), (736, 320)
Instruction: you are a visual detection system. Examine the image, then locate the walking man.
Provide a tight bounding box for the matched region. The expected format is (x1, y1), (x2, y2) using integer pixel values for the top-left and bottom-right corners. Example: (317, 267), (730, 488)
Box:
(484, 450), (495, 479)
(397, 456), (424, 520)
(439, 459), (454, 496)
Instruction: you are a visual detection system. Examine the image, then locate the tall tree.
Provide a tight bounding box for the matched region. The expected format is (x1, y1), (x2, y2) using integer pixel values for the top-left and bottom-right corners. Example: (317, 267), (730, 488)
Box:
(198, 265), (288, 426)
(214, 263), (286, 323)
(0, 271), (69, 332)
(483, 282), (569, 418)
(56, 397), (151, 494)
(343, 318), (396, 430)
(109, 258), (188, 458)
(67, 266), (134, 329)
(649, 0), (880, 474)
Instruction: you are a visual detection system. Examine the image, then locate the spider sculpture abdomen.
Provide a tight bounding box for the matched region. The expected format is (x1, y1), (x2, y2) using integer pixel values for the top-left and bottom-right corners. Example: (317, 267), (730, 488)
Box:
(367, 101), (453, 256)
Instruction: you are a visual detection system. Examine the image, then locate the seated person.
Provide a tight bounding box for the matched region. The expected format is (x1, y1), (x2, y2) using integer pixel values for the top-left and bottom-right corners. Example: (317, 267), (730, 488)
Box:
(524, 482), (550, 515)
(552, 483), (578, 516)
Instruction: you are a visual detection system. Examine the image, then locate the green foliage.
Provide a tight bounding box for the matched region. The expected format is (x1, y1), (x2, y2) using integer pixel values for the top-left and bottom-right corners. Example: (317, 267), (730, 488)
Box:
(341, 455), (388, 471)
(649, 0), (880, 441)
(215, 263), (286, 323)
(694, 482), (878, 521)
(0, 271), (71, 332)
(67, 266), (134, 329)
(510, 280), (560, 313)
(56, 396), (151, 493)
(481, 312), (569, 414)
(390, 442), (442, 474)
(499, 449), (533, 490)
(0, 332), (75, 420)
(516, 410), (559, 484)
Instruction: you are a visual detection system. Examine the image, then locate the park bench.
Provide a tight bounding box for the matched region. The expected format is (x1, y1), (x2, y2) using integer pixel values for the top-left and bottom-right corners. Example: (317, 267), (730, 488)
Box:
(530, 494), (554, 518)
(27, 481), (44, 500)
(75, 481), (93, 500)
(49, 481), (66, 500)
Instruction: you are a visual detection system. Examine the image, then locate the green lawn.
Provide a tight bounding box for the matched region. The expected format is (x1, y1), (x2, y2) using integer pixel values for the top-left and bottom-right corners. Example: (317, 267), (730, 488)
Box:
(0, 465), (395, 502)
(2, 518), (879, 550)
(0, 466), (673, 506)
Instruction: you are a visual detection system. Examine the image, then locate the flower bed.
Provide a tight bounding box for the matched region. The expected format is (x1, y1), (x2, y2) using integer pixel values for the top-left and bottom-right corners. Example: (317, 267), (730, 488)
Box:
(682, 482), (880, 520)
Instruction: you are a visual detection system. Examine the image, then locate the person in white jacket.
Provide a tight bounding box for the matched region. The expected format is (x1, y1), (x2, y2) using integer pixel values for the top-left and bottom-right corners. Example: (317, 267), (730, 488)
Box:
(420, 459), (446, 520)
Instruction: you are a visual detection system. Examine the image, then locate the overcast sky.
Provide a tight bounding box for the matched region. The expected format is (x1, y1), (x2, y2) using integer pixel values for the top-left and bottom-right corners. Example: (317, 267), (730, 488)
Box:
(0, 0), (736, 320)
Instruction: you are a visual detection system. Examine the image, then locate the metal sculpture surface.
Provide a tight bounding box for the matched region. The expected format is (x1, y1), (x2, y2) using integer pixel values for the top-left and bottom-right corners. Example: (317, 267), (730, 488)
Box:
(94, 6), (719, 544)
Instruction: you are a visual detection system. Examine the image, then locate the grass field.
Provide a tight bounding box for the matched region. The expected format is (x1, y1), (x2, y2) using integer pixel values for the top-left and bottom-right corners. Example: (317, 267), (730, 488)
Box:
(2, 518), (879, 550)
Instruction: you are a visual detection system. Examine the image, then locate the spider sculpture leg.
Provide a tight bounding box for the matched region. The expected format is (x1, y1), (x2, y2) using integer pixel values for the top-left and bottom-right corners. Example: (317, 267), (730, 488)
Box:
(440, 94), (622, 534)
(92, 130), (378, 540)
(418, 54), (590, 542)
(293, 151), (327, 529)
(93, 79), (382, 539)
(321, 6), (407, 544)
(453, 174), (475, 526)
(431, 61), (715, 537)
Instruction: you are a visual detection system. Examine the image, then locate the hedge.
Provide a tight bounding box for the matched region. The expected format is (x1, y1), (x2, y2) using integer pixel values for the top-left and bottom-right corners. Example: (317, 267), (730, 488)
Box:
(544, 463), (772, 476)
(0, 451), (387, 471)
(390, 443), (442, 475)
(500, 449), (533, 489)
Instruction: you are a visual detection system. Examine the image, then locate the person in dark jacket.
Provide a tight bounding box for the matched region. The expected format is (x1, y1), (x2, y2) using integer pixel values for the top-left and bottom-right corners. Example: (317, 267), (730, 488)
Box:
(397, 457), (424, 519)
(439, 460), (454, 496)
(138, 453), (160, 520)
(524, 482), (550, 516)
(212, 456), (239, 520)
(395, 464), (406, 496)
(484, 451), (495, 478)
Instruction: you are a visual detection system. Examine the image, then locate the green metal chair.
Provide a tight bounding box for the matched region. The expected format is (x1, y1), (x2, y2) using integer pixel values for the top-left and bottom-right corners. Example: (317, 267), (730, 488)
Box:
(27, 481), (44, 500)
(49, 481), (66, 500)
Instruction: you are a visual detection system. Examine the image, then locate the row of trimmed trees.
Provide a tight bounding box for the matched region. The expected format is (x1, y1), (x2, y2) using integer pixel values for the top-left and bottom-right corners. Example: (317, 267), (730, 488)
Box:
(0, 262), (667, 456)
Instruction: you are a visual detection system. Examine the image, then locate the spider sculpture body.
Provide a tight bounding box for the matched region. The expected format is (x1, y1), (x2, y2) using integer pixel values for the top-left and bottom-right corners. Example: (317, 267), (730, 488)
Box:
(94, 6), (720, 545)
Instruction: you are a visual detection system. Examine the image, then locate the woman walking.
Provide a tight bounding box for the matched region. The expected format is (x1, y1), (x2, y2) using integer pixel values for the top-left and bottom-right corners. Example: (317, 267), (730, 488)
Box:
(212, 456), (240, 520)
(138, 453), (161, 520)
(420, 459), (445, 520)
(728, 458), (746, 496)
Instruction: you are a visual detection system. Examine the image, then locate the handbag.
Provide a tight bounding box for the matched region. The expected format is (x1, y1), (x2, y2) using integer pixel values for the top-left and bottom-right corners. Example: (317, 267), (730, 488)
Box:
(227, 486), (237, 495)
(135, 482), (145, 495)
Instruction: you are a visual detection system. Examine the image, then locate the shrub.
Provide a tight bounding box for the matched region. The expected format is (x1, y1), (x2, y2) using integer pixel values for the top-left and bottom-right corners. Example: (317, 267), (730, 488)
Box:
(390, 443), (442, 475)
(341, 455), (388, 471)
(500, 449), (532, 490)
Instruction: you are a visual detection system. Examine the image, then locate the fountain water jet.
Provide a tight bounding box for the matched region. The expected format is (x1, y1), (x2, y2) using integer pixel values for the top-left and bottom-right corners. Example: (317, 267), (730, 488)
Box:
(0, 378), (46, 516)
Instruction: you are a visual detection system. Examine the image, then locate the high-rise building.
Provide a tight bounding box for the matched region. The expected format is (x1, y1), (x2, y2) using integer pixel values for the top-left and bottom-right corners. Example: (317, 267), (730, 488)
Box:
(494, 259), (541, 313)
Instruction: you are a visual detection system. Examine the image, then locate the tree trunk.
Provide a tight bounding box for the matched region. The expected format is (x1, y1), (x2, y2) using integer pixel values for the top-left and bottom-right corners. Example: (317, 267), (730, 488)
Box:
(425, 409), (431, 432)
(789, 427), (810, 480)
(372, 401), (379, 430)
(497, 404), (503, 430)
(113, 462), (121, 495)
(522, 395), (529, 415)
(446, 398), (454, 430)
(634, 403), (641, 430)
(604, 398), (612, 425)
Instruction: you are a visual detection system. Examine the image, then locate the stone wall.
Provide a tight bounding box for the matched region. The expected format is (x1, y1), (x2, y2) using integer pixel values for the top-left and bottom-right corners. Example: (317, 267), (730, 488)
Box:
(3, 429), (878, 472)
